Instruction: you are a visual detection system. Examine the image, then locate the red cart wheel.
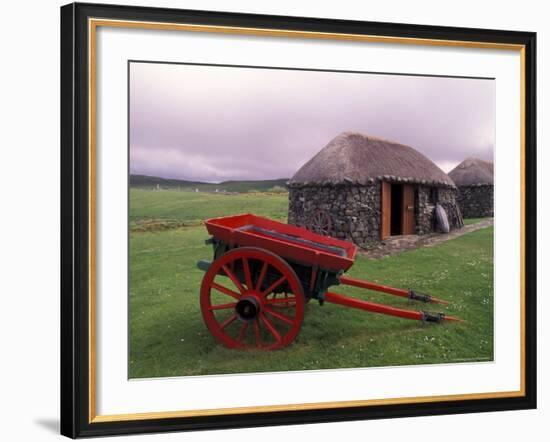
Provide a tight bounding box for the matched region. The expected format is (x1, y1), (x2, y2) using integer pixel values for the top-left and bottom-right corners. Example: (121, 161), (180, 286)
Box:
(200, 247), (305, 350)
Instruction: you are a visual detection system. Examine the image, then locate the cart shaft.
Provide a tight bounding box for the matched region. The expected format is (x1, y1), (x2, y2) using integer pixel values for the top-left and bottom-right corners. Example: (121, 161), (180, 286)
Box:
(339, 276), (448, 304)
(324, 291), (462, 323)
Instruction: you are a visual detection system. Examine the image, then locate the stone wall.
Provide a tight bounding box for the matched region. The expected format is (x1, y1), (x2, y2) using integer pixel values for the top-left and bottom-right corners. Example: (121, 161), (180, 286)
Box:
(439, 188), (463, 229)
(438, 187), (456, 204)
(289, 182), (461, 247)
(288, 183), (381, 246)
(415, 186), (433, 235)
(415, 186), (463, 232)
(456, 185), (494, 218)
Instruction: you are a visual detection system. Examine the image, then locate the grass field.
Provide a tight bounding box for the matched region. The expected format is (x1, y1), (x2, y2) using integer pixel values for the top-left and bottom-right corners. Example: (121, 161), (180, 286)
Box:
(463, 217), (486, 225)
(130, 189), (288, 231)
(129, 189), (494, 378)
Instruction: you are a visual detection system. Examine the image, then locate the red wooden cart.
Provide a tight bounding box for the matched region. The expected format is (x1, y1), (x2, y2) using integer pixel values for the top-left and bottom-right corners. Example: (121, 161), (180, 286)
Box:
(197, 213), (462, 350)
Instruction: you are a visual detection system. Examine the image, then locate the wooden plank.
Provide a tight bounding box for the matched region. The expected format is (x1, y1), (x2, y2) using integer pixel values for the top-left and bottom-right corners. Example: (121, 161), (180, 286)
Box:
(381, 181), (391, 239)
(402, 184), (415, 235)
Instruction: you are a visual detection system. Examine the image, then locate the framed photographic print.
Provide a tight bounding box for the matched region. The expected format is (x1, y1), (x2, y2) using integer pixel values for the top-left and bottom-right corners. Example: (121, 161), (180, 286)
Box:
(60, 2), (537, 438)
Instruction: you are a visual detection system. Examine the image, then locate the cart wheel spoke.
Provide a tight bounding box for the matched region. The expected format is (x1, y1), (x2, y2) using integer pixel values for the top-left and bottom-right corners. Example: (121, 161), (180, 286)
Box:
(308, 209), (332, 236)
(210, 282), (240, 300)
(260, 275), (287, 298)
(209, 302), (237, 311)
(260, 313), (282, 343)
(263, 307), (294, 325)
(255, 261), (268, 292)
(222, 264), (246, 294)
(237, 322), (249, 342)
(220, 314), (237, 330)
(253, 319), (262, 348)
(242, 257), (253, 290)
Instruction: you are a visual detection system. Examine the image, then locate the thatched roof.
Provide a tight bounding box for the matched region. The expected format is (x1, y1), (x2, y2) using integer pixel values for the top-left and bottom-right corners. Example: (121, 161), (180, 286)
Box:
(448, 157), (493, 186)
(289, 132), (455, 187)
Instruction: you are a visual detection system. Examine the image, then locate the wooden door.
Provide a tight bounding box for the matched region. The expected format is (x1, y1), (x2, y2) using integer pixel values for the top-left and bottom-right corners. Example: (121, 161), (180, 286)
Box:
(401, 184), (415, 235)
(381, 181), (391, 239)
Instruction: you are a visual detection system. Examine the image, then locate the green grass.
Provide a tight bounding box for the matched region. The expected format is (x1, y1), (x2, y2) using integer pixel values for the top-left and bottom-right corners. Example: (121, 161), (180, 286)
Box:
(130, 188), (289, 228)
(129, 191), (493, 378)
(463, 217), (489, 225)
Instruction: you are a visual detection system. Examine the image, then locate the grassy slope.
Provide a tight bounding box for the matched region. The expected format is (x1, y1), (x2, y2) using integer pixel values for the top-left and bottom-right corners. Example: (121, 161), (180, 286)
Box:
(129, 191), (493, 378)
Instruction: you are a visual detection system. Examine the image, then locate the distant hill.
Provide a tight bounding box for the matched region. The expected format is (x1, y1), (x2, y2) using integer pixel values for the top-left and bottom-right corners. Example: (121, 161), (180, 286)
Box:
(130, 174), (289, 193)
(130, 175), (205, 188)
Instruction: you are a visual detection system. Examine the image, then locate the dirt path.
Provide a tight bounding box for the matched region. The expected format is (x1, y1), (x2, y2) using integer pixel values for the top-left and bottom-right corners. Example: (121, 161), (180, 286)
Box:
(360, 219), (494, 259)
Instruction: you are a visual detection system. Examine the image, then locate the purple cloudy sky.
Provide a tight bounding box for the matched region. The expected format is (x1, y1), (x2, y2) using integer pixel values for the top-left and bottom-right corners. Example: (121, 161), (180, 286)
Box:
(130, 62), (495, 182)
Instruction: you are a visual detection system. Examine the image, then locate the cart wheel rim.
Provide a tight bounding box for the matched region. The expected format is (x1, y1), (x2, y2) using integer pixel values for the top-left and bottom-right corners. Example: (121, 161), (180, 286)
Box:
(200, 247), (305, 350)
(308, 209), (332, 236)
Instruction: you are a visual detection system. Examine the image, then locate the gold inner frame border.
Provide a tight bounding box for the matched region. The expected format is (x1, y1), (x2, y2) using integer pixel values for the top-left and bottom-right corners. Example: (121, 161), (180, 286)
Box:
(87, 17), (527, 424)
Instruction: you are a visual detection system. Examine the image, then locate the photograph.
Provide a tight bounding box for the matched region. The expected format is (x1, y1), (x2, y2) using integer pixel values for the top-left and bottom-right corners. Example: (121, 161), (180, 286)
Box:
(128, 61), (495, 378)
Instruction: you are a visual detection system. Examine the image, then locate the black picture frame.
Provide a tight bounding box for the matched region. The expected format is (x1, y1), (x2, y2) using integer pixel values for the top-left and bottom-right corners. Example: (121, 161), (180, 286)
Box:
(61, 2), (537, 438)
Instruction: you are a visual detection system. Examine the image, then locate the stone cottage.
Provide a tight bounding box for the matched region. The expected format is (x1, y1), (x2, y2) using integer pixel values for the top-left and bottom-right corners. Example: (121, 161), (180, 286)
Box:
(288, 131), (462, 246)
(448, 158), (494, 218)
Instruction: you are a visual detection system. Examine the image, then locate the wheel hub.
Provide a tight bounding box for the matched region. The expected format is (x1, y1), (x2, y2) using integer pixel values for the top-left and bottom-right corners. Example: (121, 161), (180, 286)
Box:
(235, 295), (261, 321)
